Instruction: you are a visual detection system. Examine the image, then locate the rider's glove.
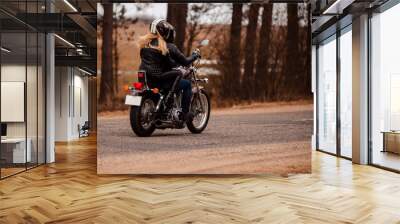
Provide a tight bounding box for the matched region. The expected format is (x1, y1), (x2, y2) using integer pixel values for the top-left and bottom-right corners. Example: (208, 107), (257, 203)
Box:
(192, 49), (201, 59)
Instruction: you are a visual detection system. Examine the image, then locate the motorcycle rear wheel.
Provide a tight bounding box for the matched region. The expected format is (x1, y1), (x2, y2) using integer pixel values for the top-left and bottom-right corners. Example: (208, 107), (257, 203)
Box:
(187, 90), (211, 134)
(130, 97), (156, 137)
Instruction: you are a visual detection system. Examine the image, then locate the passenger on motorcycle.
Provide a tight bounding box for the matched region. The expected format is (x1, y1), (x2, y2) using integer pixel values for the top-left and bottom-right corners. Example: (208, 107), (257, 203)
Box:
(137, 19), (200, 122)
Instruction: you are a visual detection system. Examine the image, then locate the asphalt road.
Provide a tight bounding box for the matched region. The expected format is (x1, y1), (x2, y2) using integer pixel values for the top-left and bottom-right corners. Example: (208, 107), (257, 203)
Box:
(98, 103), (313, 174)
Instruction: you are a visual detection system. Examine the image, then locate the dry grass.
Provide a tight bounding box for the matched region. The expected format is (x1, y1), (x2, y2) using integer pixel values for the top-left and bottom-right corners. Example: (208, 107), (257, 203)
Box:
(98, 100), (313, 119)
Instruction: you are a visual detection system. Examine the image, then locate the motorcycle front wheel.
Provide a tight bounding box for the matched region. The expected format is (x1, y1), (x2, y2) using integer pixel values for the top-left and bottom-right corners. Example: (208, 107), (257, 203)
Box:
(187, 90), (211, 134)
(130, 96), (156, 137)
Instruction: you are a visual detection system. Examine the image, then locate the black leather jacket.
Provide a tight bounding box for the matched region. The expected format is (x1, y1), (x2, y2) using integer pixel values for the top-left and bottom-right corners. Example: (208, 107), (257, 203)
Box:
(139, 39), (198, 78)
(167, 43), (198, 68)
(139, 47), (169, 76)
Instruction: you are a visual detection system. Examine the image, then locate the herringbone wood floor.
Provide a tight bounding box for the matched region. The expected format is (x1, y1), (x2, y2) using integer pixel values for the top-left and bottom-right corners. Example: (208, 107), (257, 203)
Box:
(1, 135), (400, 223)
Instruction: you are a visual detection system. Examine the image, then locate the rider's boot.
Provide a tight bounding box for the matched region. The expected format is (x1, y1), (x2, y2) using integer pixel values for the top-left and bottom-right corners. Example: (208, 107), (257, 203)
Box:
(176, 112), (193, 129)
(184, 112), (194, 123)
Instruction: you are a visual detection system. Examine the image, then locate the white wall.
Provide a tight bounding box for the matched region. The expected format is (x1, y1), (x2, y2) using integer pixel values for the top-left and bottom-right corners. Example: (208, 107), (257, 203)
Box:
(55, 66), (70, 141)
(55, 67), (89, 141)
(73, 72), (89, 137)
(1, 65), (39, 138)
(1, 63), (46, 164)
(46, 2), (56, 164)
(1, 65), (26, 133)
(352, 14), (369, 164)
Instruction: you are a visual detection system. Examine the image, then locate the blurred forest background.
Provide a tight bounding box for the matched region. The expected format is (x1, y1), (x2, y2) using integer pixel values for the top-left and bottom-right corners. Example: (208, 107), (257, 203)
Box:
(97, 3), (311, 111)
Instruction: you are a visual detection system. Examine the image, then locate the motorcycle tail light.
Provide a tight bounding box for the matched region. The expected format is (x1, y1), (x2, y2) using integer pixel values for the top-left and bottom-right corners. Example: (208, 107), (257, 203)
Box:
(133, 82), (143, 90)
(137, 71), (146, 83)
(137, 72), (144, 78)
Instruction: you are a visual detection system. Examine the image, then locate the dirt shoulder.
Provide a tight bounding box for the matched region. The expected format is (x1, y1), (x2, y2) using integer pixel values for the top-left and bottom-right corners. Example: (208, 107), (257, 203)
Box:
(98, 100), (313, 120)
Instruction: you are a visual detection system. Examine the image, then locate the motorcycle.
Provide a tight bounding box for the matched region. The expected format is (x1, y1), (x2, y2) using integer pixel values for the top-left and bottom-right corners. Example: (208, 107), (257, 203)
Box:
(125, 40), (211, 137)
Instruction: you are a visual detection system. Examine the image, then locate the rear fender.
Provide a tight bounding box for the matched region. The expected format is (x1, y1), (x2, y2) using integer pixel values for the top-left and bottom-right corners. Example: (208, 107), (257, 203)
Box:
(125, 90), (159, 106)
(140, 90), (161, 107)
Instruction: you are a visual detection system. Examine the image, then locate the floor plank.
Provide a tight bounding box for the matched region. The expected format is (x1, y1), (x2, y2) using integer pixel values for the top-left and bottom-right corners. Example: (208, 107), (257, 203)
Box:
(0, 135), (400, 223)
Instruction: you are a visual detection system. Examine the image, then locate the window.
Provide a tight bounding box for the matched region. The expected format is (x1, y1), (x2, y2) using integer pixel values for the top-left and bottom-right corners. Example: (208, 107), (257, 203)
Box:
(0, 1), (46, 179)
(339, 28), (352, 158)
(317, 35), (337, 154)
(370, 3), (400, 171)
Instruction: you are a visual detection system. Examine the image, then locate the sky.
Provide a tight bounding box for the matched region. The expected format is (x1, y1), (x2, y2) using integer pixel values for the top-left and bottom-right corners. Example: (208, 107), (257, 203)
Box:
(97, 3), (168, 20)
(97, 3), (307, 26)
(123, 3), (167, 19)
(122, 3), (232, 24)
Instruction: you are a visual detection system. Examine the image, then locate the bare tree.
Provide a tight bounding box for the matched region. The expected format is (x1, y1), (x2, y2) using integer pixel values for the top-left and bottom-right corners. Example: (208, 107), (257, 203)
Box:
(242, 3), (260, 100)
(270, 28), (286, 100)
(112, 3), (127, 100)
(99, 3), (114, 109)
(299, 3), (311, 98)
(255, 4), (273, 101)
(185, 4), (215, 56)
(285, 3), (300, 98)
(167, 4), (188, 52)
(228, 3), (243, 100)
(304, 4), (312, 97)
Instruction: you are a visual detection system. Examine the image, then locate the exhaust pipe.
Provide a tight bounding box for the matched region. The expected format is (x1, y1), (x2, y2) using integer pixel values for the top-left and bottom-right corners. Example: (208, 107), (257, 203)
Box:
(155, 120), (174, 129)
(155, 120), (163, 126)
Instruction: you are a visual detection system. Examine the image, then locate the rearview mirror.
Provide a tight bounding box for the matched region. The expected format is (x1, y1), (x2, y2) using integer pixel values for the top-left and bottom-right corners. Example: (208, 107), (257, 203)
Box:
(200, 39), (209, 47)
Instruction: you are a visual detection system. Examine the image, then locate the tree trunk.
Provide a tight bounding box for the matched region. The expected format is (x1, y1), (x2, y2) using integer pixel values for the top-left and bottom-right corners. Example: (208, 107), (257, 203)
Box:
(167, 4), (188, 52)
(255, 4), (273, 101)
(113, 19), (119, 102)
(242, 4), (260, 100)
(304, 5), (312, 98)
(226, 3), (243, 100)
(185, 22), (198, 56)
(99, 3), (114, 109)
(285, 4), (299, 99)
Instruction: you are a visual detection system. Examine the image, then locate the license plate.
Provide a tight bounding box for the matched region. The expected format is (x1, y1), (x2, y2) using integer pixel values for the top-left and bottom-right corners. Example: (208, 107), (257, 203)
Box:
(125, 95), (142, 106)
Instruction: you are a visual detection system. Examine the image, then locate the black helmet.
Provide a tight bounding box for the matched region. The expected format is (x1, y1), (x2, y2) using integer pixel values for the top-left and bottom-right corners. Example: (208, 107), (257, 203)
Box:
(150, 19), (175, 43)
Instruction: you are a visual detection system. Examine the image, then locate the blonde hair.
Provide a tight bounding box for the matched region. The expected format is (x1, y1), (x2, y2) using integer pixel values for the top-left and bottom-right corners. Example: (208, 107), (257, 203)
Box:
(137, 32), (168, 55)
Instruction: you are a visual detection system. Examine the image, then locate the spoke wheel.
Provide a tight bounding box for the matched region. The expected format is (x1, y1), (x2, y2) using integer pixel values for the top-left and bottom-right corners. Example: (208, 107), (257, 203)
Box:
(187, 90), (211, 134)
(140, 99), (155, 129)
(130, 97), (156, 137)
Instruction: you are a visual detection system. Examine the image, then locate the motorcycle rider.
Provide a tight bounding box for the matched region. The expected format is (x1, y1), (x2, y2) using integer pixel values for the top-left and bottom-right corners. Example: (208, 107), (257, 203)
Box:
(137, 19), (200, 122)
